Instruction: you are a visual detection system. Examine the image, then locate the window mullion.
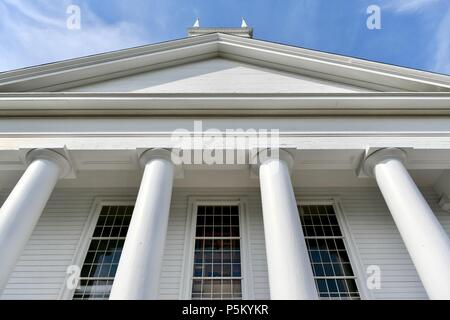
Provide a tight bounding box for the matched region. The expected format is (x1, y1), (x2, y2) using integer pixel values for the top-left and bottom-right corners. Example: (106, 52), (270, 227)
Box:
(73, 205), (134, 300)
(191, 205), (243, 300)
(299, 204), (360, 300)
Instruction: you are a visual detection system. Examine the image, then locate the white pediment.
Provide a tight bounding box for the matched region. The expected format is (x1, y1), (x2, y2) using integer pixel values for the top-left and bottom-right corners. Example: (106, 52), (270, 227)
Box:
(67, 58), (372, 93)
(1, 33), (449, 92)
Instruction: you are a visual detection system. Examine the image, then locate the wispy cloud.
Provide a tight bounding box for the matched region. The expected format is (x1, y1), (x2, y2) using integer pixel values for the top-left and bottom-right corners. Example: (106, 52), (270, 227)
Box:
(383, 0), (441, 13)
(430, 7), (450, 74)
(378, 0), (450, 75)
(0, 0), (448, 76)
(3, 0), (65, 27)
(0, 0), (152, 72)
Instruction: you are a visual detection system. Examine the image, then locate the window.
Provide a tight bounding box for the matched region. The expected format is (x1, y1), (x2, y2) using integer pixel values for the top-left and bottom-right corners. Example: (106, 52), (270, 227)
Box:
(191, 205), (242, 300)
(73, 205), (133, 300)
(298, 204), (360, 300)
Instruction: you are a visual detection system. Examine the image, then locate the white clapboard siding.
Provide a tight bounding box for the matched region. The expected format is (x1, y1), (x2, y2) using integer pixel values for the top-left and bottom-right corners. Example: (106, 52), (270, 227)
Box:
(0, 188), (138, 300)
(292, 187), (449, 300)
(1, 186), (449, 300)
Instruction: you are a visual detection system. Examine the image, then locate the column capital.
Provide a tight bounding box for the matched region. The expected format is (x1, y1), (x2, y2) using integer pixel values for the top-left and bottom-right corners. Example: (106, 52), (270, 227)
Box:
(250, 148), (294, 176)
(138, 148), (173, 168)
(362, 147), (407, 177)
(138, 148), (183, 178)
(25, 149), (71, 179)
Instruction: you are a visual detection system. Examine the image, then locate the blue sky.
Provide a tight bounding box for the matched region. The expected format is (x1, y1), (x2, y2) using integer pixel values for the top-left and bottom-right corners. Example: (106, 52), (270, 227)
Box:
(0, 0), (449, 75)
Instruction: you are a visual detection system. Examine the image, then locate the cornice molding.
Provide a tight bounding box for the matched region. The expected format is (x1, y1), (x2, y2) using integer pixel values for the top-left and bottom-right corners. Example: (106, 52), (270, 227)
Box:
(2, 148), (450, 174)
(0, 93), (449, 117)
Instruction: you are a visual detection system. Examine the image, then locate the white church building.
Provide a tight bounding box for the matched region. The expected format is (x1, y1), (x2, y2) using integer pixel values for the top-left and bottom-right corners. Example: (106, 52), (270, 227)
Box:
(0, 24), (449, 300)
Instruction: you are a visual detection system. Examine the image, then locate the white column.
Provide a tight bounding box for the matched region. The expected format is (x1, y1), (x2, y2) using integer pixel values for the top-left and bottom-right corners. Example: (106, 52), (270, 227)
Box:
(254, 149), (317, 300)
(0, 149), (70, 292)
(363, 148), (450, 300)
(110, 149), (175, 300)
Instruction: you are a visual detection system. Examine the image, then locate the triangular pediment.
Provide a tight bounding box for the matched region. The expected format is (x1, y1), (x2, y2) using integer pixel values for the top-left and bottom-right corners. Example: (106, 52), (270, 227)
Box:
(0, 33), (449, 92)
(67, 58), (371, 93)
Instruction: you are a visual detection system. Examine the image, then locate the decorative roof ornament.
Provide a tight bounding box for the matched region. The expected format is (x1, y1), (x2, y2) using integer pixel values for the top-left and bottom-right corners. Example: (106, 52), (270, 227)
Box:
(187, 18), (253, 38)
(241, 18), (248, 28)
(193, 18), (200, 28)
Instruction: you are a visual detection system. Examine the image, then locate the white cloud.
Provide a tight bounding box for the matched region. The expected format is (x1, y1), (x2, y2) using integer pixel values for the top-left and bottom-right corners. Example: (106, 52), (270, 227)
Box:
(0, 0), (152, 72)
(431, 8), (450, 74)
(3, 0), (65, 28)
(380, 0), (450, 75)
(383, 0), (441, 13)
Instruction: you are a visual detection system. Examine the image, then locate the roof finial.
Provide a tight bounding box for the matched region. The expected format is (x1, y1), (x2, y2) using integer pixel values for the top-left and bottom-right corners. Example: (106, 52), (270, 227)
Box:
(193, 17), (200, 28)
(241, 17), (248, 28)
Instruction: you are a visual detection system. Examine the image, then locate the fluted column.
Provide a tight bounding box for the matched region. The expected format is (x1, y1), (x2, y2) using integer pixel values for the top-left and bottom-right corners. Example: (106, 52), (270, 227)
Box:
(110, 149), (176, 300)
(363, 148), (450, 299)
(254, 149), (317, 300)
(0, 149), (70, 292)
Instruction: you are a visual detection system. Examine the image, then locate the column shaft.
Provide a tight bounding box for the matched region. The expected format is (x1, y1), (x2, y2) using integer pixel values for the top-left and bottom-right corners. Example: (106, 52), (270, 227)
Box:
(258, 154), (317, 300)
(0, 151), (67, 292)
(110, 150), (174, 299)
(370, 152), (450, 299)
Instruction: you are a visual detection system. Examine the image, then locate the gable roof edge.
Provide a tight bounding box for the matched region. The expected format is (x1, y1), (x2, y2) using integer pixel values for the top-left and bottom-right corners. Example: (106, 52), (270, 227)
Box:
(0, 33), (449, 92)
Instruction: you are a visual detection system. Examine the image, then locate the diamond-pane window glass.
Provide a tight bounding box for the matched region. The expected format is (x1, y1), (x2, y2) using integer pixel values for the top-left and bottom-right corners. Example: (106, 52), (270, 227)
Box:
(73, 205), (134, 300)
(191, 205), (242, 300)
(299, 205), (360, 300)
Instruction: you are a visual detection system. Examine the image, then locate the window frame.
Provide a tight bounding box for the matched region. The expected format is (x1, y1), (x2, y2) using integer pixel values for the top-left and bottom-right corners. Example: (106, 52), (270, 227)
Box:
(180, 197), (253, 300)
(59, 197), (136, 300)
(297, 197), (370, 300)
